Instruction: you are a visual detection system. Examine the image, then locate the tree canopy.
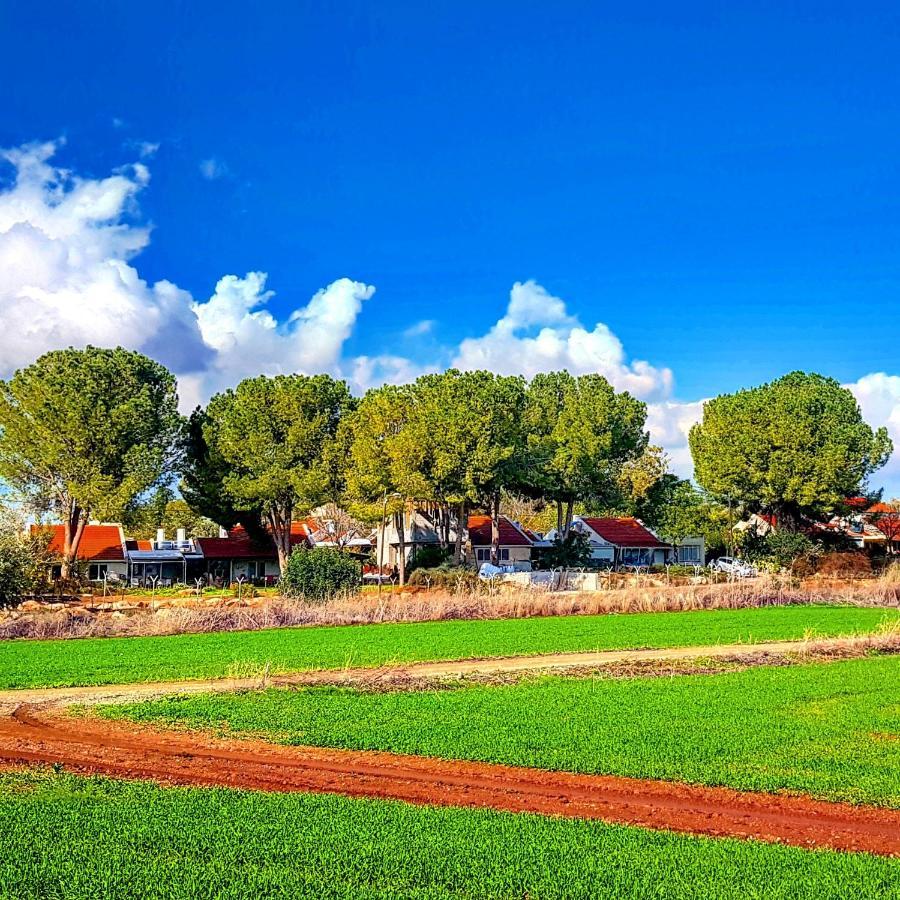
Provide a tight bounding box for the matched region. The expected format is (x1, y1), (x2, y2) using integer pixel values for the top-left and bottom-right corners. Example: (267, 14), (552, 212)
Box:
(689, 371), (891, 530)
(202, 374), (353, 571)
(0, 347), (182, 575)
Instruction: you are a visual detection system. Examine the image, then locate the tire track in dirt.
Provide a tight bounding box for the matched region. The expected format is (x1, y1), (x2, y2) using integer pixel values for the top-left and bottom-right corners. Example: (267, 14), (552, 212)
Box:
(0, 703), (898, 857)
(0, 636), (888, 710)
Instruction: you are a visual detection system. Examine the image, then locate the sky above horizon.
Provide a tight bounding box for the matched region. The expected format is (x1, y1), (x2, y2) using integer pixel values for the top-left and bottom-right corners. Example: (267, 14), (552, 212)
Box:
(2, 2), (900, 493)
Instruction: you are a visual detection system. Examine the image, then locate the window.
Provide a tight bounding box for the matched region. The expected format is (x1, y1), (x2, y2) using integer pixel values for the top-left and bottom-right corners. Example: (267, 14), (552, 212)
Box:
(679, 545), (701, 563)
(476, 548), (510, 561)
(88, 563), (108, 581)
(621, 548), (651, 566)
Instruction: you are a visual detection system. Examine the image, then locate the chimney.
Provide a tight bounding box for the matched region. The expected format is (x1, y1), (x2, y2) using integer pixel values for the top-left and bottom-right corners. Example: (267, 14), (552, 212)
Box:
(176, 528), (186, 544)
(156, 528), (165, 546)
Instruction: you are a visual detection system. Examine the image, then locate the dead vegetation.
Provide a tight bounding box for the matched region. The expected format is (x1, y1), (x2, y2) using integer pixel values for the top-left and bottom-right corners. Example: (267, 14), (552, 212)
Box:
(1, 572), (898, 641)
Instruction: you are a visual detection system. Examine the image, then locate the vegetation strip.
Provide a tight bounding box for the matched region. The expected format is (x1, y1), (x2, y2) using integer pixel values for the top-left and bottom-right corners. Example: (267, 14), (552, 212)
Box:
(105, 654), (900, 809)
(0, 604), (896, 689)
(0, 704), (898, 857)
(3, 771), (897, 900)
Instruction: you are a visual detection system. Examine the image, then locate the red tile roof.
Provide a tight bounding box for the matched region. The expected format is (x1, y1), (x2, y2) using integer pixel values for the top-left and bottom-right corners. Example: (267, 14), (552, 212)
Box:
(123, 539), (153, 552)
(867, 502), (896, 515)
(195, 523), (310, 559)
(33, 524), (125, 561)
(580, 517), (668, 548)
(467, 515), (533, 547)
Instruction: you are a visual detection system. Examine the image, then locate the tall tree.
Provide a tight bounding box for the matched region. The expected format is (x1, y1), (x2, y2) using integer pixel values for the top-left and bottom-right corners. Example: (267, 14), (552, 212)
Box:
(523, 372), (649, 539)
(344, 384), (415, 583)
(0, 347), (182, 577)
(202, 374), (352, 572)
(690, 372), (892, 531)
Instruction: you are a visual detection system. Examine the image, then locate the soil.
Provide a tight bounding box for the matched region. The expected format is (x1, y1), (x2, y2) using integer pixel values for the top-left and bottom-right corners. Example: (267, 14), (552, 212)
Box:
(0, 637), (883, 710)
(0, 703), (897, 857)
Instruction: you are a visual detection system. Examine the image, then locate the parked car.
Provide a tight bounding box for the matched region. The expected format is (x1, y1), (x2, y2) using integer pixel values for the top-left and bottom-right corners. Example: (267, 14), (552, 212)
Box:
(710, 556), (757, 578)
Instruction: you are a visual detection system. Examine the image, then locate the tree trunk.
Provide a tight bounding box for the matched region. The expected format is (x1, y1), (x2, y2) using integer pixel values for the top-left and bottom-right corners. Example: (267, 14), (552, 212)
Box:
(453, 500), (466, 565)
(395, 507), (407, 586)
(562, 498), (575, 540)
(556, 501), (563, 536)
(61, 503), (87, 580)
(490, 491), (501, 566)
(267, 503), (293, 575)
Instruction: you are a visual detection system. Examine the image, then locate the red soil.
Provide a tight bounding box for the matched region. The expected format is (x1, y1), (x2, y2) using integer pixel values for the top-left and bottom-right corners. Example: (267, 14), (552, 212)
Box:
(0, 704), (897, 856)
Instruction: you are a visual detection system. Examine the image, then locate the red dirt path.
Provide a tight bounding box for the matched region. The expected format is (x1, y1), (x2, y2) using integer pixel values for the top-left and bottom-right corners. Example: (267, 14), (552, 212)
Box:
(1, 704), (898, 857)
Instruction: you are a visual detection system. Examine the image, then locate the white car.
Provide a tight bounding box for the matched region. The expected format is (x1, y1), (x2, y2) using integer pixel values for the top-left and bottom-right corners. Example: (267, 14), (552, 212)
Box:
(710, 556), (757, 578)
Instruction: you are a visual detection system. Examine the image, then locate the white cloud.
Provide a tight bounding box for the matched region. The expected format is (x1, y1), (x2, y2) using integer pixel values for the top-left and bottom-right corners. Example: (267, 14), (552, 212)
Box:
(846, 374), (900, 490)
(199, 157), (228, 180)
(135, 141), (160, 159)
(0, 140), (210, 377)
(646, 399), (706, 478)
(403, 319), (435, 338)
(452, 280), (673, 401)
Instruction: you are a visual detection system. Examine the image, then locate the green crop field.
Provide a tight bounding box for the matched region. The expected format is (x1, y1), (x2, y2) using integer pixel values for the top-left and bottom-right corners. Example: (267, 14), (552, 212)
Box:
(1, 605), (896, 689)
(105, 654), (900, 808)
(0, 770), (896, 900)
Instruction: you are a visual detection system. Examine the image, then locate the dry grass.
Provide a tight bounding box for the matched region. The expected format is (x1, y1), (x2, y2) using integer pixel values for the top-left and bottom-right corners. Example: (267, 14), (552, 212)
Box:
(1, 572), (898, 641)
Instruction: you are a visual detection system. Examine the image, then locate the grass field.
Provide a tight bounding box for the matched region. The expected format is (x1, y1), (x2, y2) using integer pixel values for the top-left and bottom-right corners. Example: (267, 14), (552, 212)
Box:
(0, 770), (896, 900)
(1, 604), (897, 689)
(105, 654), (900, 808)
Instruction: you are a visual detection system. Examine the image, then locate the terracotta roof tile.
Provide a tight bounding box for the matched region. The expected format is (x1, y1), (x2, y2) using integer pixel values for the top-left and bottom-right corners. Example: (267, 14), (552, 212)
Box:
(467, 515), (533, 546)
(580, 517), (668, 548)
(33, 524), (125, 561)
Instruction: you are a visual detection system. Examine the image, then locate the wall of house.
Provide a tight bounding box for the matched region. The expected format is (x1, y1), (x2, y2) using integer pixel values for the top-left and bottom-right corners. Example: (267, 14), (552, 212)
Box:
(675, 537), (705, 564)
(87, 561), (128, 580)
(472, 545), (532, 566)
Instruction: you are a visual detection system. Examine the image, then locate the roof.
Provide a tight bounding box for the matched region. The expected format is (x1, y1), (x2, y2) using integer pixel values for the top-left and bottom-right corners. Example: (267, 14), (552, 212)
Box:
(124, 539), (153, 552)
(194, 522), (310, 559)
(579, 517), (668, 548)
(33, 524), (125, 561)
(467, 515), (533, 547)
(867, 502), (897, 515)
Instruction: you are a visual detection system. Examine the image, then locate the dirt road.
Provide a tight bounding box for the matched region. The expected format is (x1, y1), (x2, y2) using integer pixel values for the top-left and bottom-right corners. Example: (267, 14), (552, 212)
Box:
(0, 703), (897, 856)
(0, 636), (870, 710)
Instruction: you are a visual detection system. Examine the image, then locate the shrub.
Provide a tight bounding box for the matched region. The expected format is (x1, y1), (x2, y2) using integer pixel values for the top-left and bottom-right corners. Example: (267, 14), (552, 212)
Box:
(0, 528), (53, 606)
(816, 552), (872, 578)
(533, 532), (593, 569)
(407, 565), (480, 590)
(407, 545), (451, 573)
(280, 547), (362, 602)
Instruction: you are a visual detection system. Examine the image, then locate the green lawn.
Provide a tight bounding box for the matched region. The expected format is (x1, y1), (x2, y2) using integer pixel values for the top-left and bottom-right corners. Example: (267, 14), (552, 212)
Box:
(1, 605), (897, 689)
(0, 771), (895, 900)
(106, 654), (900, 808)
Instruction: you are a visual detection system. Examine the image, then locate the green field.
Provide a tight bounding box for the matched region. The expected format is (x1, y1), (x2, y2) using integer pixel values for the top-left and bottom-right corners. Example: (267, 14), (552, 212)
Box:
(0, 770), (895, 900)
(1, 605), (896, 689)
(105, 654), (900, 807)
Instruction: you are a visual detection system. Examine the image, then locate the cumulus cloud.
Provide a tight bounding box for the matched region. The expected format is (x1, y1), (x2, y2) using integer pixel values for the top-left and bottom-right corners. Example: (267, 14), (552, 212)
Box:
(403, 319), (435, 338)
(846, 374), (900, 489)
(0, 140), (210, 376)
(453, 280), (673, 401)
(645, 399), (706, 478)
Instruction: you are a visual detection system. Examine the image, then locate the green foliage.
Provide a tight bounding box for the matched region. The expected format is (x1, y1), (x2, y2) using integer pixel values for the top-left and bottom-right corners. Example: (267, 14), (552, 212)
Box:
(0, 347), (182, 568)
(654, 480), (731, 554)
(534, 530), (593, 569)
(738, 528), (816, 570)
(407, 544), (451, 572)
(123, 490), (220, 540)
(690, 372), (892, 527)
(2, 771), (894, 900)
(522, 372), (649, 529)
(202, 374), (353, 566)
(280, 547), (362, 602)
(180, 407), (266, 538)
(0, 606), (893, 690)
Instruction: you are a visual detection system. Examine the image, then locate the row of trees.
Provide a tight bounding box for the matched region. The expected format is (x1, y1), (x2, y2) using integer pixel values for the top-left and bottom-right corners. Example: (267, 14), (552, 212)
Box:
(0, 348), (891, 582)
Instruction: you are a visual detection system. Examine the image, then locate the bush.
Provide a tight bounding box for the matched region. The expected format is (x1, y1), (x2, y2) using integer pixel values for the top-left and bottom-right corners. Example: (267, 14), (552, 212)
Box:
(533, 532), (593, 569)
(816, 552), (872, 578)
(0, 529), (53, 606)
(407, 565), (480, 590)
(407, 545), (451, 573)
(280, 547), (362, 602)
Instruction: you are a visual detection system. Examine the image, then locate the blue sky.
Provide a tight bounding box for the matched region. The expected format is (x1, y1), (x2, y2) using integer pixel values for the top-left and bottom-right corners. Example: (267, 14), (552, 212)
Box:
(2, 2), (900, 490)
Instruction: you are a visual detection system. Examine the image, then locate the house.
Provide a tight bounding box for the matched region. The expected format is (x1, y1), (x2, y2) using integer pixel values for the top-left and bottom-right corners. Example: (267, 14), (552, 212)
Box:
(549, 516), (676, 567)
(375, 510), (535, 570)
(466, 515), (535, 566)
(194, 522), (311, 585)
(124, 528), (205, 586)
(33, 523), (129, 581)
